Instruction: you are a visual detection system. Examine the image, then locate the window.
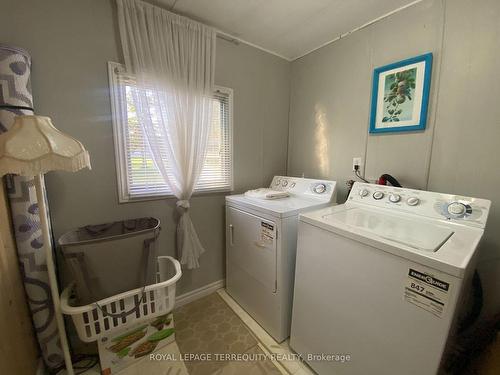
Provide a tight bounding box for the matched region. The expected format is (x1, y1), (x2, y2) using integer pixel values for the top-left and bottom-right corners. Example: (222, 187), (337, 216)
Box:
(108, 62), (233, 202)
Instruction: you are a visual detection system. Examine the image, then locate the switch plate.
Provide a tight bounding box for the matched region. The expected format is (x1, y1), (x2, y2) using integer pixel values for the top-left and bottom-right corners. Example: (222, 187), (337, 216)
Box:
(352, 157), (363, 172)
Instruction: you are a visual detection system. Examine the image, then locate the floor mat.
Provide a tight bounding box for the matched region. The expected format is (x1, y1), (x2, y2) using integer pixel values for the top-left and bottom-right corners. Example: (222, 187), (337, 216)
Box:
(211, 345), (283, 375)
(174, 293), (281, 375)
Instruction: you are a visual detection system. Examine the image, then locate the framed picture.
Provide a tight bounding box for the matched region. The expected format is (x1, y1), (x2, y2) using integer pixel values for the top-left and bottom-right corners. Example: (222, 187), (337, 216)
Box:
(369, 53), (432, 134)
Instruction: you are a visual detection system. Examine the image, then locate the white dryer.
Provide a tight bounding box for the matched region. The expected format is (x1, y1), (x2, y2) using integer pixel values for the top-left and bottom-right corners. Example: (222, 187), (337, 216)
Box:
(226, 176), (337, 342)
(290, 182), (491, 375)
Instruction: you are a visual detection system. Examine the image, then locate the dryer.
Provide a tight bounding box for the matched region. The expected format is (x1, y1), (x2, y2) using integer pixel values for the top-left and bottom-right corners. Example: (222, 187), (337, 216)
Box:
(226, 176), (337, 342)
(290, 182), (491, 375)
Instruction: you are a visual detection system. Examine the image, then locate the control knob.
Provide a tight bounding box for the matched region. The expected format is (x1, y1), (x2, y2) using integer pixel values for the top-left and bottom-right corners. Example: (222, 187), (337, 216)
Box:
(447, 202), (467, 216)
(359, 189), (369, 197)
(406, 197), (420, 206)
(389, 194), (401, 203)
(314, 183), (327, 194)
(373, 191), (384, 200)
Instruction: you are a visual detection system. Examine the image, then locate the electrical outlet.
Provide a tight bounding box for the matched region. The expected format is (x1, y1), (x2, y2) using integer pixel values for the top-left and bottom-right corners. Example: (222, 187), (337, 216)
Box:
(352, 157), (363, 172)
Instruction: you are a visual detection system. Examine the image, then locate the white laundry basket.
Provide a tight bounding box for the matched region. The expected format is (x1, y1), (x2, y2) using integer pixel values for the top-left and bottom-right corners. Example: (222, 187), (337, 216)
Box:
(61, 256), (181, 342)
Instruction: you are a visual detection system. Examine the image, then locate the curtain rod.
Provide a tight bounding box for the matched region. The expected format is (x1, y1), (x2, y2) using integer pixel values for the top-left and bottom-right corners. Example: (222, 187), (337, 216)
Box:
(216, 32), (240, 45)
(148, 0), (289, 60)
(165, 0), (239, 45)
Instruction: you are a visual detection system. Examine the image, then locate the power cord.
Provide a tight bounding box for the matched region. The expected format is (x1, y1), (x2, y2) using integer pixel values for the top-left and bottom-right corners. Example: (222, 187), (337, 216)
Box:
(354, 165), (370, 183)
(73, 355), (99, 375)
(54, 354), (99, 375)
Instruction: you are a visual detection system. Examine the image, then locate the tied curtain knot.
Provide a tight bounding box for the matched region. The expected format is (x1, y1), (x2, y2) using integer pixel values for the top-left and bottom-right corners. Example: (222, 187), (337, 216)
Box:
(176, 199), (190, 211)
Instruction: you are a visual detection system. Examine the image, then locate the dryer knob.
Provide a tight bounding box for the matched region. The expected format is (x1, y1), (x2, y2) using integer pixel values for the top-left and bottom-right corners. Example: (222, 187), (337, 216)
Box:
(389, 194), (401, 203)
(373, 191), (384, 200)
(406, 197), (420, 206)
(359, 189), (369, 197)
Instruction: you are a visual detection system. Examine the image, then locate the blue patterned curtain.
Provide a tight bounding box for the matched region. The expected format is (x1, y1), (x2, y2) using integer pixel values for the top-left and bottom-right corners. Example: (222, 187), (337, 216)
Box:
(0, 44), (63, 371)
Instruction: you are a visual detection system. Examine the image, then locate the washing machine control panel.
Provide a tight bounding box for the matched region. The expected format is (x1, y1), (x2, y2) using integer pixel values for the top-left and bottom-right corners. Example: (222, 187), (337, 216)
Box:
(349, 182), (491, 228)
(270, 176), (337, 203)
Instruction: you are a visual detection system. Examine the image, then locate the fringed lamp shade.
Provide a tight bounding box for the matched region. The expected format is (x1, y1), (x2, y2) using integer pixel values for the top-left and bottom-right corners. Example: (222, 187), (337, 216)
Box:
(0, 114), (90, 374)
(0, 116), (91, 177)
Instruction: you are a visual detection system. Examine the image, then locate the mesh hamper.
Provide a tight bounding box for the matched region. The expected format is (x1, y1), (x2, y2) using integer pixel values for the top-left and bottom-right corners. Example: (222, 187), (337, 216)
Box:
(58, 217), (160, 305)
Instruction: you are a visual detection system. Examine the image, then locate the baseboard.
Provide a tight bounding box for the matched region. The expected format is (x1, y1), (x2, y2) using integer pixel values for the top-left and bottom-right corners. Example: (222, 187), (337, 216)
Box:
(175, 279), (225, 308)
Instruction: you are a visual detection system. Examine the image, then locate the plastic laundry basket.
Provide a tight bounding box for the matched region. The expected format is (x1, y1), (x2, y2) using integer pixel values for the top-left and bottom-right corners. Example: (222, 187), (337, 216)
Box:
(58, 217), (160, 305)
(61, 256), (182, 342)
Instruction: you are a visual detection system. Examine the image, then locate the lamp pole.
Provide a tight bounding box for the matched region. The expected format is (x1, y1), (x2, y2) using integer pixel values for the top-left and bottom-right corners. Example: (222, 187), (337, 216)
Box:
(34, 174), (74, 375)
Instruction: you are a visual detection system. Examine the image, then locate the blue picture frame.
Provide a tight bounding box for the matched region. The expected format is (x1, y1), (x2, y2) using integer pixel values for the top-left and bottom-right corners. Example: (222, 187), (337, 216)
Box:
(369, 53), (433, 134)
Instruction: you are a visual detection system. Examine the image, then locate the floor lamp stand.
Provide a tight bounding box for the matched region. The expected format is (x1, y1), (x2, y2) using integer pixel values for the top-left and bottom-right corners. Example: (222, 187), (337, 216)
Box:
(34, 174), (74, 375)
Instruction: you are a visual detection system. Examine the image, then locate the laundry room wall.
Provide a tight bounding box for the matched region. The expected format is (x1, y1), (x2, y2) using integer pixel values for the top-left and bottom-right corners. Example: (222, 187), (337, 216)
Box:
(287, 0), (500, 318)
(426, 0), (500, 318)
(0, 0), (291, 295)
(287, 0), (444, 200)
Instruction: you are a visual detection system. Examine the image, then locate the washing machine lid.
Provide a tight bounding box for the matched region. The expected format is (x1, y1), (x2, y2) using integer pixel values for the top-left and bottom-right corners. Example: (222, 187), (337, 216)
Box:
(226, 194), (330, 218)
(322, 207), (454, 252)
(300, 205), (485, 277)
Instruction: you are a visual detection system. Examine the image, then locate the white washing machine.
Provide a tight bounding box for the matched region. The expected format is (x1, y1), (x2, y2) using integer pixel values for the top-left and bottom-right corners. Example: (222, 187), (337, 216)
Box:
(290, 182), (491, 375)
(226, 176), (337, 342)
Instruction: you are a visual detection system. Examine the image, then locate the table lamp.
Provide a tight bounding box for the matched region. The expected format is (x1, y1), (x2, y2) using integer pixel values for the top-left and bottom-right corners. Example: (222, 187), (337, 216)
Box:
(0, 115), (91, 374)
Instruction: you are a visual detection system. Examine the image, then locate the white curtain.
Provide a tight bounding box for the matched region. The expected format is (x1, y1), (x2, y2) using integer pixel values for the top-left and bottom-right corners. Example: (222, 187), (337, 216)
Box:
(117, 0), (216, 269)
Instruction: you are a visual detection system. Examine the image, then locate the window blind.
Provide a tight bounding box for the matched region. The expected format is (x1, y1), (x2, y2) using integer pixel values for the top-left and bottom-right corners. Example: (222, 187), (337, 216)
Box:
(109, 62), (233, 201)
(196, 89), (233, 192)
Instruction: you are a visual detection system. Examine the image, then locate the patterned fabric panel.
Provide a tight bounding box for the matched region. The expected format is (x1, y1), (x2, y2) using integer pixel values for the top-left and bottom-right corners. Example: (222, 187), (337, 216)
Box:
(0, 44), (63, 371)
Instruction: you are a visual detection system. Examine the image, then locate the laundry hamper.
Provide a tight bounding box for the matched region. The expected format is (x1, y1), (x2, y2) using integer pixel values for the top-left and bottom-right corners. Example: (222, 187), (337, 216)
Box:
(59, 217), (182, 342)
(58, 217), (161, 304)
(61, 255), (181, 342)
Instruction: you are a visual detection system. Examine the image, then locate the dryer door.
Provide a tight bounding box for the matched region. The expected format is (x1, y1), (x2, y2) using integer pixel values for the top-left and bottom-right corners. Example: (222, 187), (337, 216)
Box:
(226, 206), (277, 293)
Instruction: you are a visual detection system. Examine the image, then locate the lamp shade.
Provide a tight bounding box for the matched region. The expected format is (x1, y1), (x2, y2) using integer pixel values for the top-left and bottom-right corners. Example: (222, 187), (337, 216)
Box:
(0, 115), (91, 177)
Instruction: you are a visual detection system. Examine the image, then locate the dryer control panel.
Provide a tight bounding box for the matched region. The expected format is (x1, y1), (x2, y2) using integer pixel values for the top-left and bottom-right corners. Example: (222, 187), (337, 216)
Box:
(349, 182), (491, 229)
(270, 176), (337, 203)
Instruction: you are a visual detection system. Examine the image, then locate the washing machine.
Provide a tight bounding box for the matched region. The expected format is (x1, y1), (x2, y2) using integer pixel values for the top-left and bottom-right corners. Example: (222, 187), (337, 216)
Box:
(290, 182), (491, 375)
(226, 176), (337, 342)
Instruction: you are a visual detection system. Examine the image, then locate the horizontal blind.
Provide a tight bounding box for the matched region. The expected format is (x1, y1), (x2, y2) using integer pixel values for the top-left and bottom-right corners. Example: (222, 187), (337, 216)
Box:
(114, 69), (232, 199)
(123, 81), (170, 197)
(196, 90), (232, 192)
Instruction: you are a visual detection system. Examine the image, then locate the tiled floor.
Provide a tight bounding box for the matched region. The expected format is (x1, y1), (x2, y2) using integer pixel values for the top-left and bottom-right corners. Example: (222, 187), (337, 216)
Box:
(174, 292), (283, 375)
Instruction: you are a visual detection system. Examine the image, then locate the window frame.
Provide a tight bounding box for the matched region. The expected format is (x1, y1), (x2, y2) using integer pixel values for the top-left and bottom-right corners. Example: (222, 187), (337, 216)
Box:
(108, 61), (234, 203)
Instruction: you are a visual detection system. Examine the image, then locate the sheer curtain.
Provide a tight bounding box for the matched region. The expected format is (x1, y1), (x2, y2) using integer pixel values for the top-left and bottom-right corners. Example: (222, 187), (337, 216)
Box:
(117, 0), (216, 269)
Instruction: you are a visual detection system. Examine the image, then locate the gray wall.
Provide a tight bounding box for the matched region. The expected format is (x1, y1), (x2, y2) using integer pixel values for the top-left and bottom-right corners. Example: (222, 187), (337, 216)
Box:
(427, 0), (500, 318)
(0, 0), (290, 295)
(287, 0), (500, 317)
(288, 0), (445, 200)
